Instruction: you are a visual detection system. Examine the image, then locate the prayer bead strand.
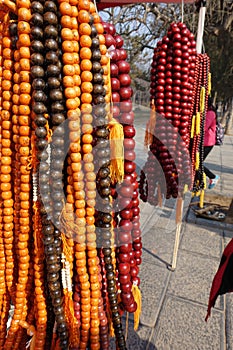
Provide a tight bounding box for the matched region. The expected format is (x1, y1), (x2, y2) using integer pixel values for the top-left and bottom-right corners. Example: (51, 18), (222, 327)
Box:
(1, 20), (14, 307)
(73, 3), (92, 346)
(43, 0), (69, 347)
(4, 2), (32, 347)
(0, 20), (8, 348)
(81, 7), (102, 348)
(29, 1), (48, 348)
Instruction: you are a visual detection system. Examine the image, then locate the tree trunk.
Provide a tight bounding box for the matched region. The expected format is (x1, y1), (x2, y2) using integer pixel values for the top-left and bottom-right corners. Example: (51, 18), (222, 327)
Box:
(221, 101), (230, 127)
(225, 98), (233, 135)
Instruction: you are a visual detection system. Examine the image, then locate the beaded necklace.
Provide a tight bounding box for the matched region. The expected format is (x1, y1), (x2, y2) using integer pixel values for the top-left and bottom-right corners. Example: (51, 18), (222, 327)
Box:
(93, 20), (127, 350)
(30, 0), (48, 348)
(42, 0), (69, 348)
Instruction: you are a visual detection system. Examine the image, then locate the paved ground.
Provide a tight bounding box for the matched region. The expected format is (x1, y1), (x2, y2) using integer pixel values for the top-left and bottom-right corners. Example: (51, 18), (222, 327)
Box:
(114, 111), (233, 350)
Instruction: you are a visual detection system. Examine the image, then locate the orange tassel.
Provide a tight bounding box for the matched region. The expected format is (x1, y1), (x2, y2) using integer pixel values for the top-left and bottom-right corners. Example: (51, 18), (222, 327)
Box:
(132, 284), (141, 331)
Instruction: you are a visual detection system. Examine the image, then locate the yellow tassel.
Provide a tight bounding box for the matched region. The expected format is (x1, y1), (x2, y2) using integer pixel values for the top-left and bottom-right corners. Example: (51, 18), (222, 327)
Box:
(144, 99), (156, 147)
(59, 203), (79, 238)
(200, 87), (205, 113)
(195, 112), (200, 135)
(208, 73), (211, 96)
(190, 115), (195, 138)
(183, 184), (188, 193)
(203, 173), (207, 189)
(132, 284), (141, 331)
(195, 152), (200, 170)
(108, 119), (124, 184)
(105, 54), (124, 184)
(109, 321), (115, 337)
(199, 189), (205, 209)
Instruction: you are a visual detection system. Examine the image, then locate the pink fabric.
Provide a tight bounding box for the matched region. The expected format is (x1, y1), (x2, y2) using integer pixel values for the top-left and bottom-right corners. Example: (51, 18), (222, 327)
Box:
(204, 109), (216, 146)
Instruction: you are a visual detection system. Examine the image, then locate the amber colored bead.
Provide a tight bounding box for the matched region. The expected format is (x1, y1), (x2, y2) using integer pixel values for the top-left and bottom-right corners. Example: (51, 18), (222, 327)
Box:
(90, 329), (100, 338)
(18, 268), (29, 277)
(71, 163), (82, 173)
(20, 165), (30, 175)
(3, 198), (13, 208)
(2, 148), (12, 156)
(18, 275), (28, 285)
(89, 274), (99, 284)
(69, 131), (80, 142)
(1, 110), (11, 121)
(20, 225), (30, 234)
(72, 172), (84, 182)
(20, 183), (30, 192)
(79, 274), (89, 284)
(19, 192), (30, 201)
(19, 136), (30, 146)
(86, 225), (95, 234)
(19, 217), (30, 225)
(87, 249), (97, 258)
(76, 266), (86, 276)
(19, 46), (30, 59)
(1, 191), (12, 200)
(86, 190), (96, 200)
(81, 311), (90, 319)
(3, 216), (13, 224)
(2, 119), (11, 129)
(75, 208), (85, 218)
(81, 303), (91, 312)
(81, 323), (90, 332)
(38, 309), (47, 317)
(19, 70), (31, 83)
(1, 183), (11, 191)
(1, 139), (11, 148)
(4, 223), (14, 231)
(91, 290), (100, 299)
(18, 104), (31, 115)
(19, 126), (30, 136)
(2, 130), (11, 139)
(21, 175), (30, 183)
(12, 91), (19, 104)
(19, 147), (30, 156)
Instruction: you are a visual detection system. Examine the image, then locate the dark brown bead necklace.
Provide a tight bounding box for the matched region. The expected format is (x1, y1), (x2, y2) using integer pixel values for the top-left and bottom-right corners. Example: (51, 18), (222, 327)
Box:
(42, 1), (69, 349)
(91, 18), (127, 350)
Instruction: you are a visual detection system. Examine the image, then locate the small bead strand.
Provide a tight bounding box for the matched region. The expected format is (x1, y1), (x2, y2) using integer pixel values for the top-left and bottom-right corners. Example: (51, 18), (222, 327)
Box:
(4, 1), (32, 347)
(0, 20), (8, 347)
(29, 0), (48, 348)
(43, 1), (69, 348)
(1, 20), (14, 308)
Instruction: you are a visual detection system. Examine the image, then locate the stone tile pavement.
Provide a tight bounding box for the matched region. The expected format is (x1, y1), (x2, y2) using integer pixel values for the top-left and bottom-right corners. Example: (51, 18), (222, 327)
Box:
(117, 111), (233, 349)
